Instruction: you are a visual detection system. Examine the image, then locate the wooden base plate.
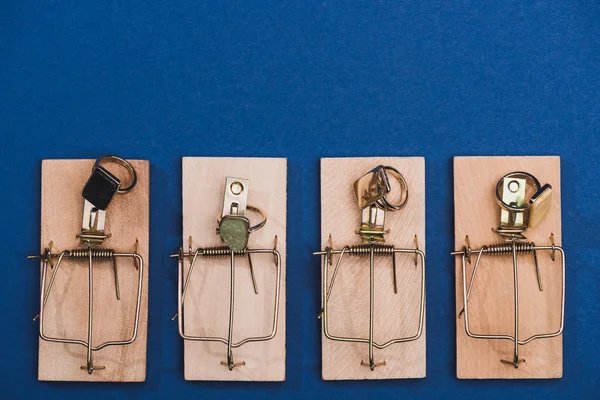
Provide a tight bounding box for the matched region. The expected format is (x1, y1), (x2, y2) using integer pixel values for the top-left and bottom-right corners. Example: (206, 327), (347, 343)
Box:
(181, 157), (286, 381)
(454, 156), (563, 379)
(320, 157), (426, 380)
(39, 159), (149, 382)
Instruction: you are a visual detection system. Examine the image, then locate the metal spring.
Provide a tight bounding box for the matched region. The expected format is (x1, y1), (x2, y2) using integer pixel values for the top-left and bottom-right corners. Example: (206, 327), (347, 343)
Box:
(68, 248), (115, 261)
(201, 246), (247, 258)
(347, 244), (395, 255)
(486, 242), (535, 255)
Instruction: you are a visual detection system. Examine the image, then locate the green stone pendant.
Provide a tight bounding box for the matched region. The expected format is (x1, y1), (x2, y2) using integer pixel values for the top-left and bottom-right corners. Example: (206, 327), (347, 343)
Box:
(218, 215), (250, 252)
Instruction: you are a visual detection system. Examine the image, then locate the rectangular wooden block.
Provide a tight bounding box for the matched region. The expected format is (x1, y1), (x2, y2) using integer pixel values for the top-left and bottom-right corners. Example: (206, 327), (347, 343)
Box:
(454, 156), (563, 379)
(181, 157), (287, 381)
(320, 157), (426, 380)
(39, 159), (150, 382)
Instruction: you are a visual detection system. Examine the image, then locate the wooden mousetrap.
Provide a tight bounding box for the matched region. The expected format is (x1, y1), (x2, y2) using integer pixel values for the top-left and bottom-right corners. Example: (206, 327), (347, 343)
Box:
(452, 156), (564, 379)
(173, 157), (286, 381)
(31, 157), (149, 382)
(315, 157), (426, 380)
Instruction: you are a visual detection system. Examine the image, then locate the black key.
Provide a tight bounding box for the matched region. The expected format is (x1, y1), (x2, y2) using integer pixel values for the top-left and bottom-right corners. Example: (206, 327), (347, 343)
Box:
(82, 166), (121, 210)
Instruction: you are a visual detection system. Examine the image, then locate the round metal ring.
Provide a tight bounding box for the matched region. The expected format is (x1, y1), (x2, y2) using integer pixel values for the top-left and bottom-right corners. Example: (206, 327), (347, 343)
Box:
(495, 171), (540, 212)
(247, 205), (267, 232)
(217, 205), (267, 232)
(376, 166), (409, 211)
(94, 155), (137, 194)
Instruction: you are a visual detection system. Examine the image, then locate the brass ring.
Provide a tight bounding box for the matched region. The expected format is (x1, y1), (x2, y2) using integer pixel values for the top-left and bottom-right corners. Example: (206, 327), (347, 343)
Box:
(94, 155), (137, 194)
(247, 205), (267, 232)
(495, 171), (540, 212)
(376, 166), (409, 211)
(217, 205), (267, 232)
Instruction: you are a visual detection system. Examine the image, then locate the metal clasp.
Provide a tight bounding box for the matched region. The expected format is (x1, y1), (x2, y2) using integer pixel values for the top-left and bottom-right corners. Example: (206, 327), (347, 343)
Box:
(79, 156), (137, 246)
(494, 171), (552, 240)
(353, 165), (408, 243)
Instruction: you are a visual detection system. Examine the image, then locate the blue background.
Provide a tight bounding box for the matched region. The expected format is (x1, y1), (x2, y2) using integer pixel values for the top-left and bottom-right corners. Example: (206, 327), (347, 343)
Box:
(1, 1), (599, 399)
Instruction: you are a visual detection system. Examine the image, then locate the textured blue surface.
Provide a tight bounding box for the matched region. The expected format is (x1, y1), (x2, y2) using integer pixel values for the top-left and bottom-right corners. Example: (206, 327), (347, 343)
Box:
(1, 1), (599, 398)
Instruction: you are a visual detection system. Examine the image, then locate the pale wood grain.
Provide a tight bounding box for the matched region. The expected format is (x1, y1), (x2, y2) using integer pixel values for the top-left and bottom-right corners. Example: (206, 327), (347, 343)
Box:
(39, 159), (149, 382)
(320, 157), (426, 380)
(181, 157), (286, 381)
(454, 156), (563, 379)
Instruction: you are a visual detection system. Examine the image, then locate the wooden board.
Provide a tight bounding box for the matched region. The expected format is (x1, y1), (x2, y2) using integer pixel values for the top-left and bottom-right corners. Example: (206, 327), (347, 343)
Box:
(320, 157), (426, 380)
(454, 156), (563, 379)
(39, 159), (150, 382)
(181, 157), (286, 381)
